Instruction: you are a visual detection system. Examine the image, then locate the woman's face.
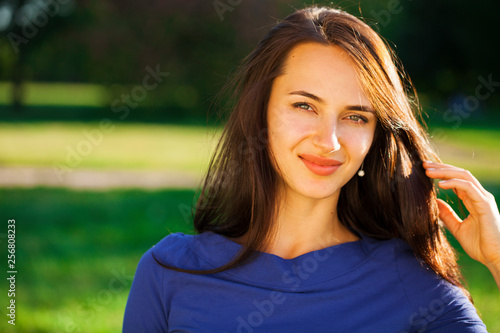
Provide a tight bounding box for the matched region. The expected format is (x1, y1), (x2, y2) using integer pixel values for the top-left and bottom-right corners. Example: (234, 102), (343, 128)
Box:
(267, 42), (377, 200)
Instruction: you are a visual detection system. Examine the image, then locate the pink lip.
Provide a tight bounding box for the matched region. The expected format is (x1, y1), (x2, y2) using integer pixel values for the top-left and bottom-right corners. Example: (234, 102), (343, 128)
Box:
(299, 154), (342, 176)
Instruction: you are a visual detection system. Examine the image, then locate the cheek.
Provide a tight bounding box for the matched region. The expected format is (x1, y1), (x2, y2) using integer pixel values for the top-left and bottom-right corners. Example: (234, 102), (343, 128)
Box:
(268, 109), (311, 151)
(340, 127), (375, 157)
(359, 131), (375, 152)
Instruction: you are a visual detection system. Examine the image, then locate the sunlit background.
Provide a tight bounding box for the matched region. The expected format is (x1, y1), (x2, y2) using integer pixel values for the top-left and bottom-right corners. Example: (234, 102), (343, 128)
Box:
(0, 0), (499, 332)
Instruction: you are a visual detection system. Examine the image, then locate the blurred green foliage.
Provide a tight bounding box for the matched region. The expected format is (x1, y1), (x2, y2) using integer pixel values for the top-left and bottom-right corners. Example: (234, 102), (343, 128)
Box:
(0, 0), (499, 122)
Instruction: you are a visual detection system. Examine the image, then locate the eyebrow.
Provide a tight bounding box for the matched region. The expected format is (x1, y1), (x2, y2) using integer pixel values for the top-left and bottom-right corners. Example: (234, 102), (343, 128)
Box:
(346, 105), (376, 113)
(289, 90), (326, 104)
(288, 90), (375, 113)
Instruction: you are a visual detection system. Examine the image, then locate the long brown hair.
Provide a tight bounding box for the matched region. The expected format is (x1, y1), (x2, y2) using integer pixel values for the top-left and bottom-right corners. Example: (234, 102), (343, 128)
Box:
(155, 5), (469, 300)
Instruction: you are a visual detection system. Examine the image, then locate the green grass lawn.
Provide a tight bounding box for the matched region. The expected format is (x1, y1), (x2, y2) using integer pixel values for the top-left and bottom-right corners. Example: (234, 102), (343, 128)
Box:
(0, 82), (108, 107)
(0, 122), (221, 174)
(0, 121), (499, 181)
(0, 187), (498, 333)
(0, 188), (197, 333)
(428, 127), (500, 184)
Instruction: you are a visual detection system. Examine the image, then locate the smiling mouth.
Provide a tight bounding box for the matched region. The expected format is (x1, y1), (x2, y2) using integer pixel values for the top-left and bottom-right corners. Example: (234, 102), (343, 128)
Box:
(299, 155), (342, 176)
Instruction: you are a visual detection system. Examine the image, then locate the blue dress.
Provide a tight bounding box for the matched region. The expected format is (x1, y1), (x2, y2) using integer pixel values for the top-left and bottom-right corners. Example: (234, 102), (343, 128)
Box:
(123, 231), (487, 332)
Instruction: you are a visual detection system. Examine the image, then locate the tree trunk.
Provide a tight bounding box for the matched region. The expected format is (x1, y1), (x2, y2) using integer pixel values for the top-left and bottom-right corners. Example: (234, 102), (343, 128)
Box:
(12, 48), (24, 112)
(11, 0), (27, 113)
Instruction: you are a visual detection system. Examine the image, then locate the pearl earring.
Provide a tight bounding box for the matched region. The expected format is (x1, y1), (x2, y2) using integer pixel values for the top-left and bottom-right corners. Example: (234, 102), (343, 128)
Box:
(357, 162), (365, 177)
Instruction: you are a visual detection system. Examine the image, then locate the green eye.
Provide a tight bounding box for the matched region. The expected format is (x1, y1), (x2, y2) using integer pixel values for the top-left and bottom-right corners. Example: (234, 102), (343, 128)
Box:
(292, 102), (314, 112)
(347, 115), (368, 123)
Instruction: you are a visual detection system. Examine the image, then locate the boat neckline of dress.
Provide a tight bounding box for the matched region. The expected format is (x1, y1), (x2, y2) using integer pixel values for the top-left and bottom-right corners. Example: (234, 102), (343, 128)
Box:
(208, 231), (367, 261)
(183, 231), (383, 289)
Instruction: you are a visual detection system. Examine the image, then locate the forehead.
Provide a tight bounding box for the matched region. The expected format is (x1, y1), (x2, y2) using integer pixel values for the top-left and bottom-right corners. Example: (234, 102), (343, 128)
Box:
(276, 42), (369, 105)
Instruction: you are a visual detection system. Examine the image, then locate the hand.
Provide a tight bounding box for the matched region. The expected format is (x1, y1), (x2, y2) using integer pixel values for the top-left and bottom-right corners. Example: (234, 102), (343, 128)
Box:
(423, 161), (500, 289)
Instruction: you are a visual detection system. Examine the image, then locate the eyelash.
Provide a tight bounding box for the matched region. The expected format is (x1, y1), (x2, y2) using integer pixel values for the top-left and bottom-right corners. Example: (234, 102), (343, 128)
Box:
(291, 102), (369, 124)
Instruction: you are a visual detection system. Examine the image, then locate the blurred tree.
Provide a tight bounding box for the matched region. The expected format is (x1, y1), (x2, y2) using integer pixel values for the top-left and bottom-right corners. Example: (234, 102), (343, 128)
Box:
(0, 0), (498, 121)
(2, 0), (27, 111)
(0, 0), (74, 110)
(356, 0), (500, 109)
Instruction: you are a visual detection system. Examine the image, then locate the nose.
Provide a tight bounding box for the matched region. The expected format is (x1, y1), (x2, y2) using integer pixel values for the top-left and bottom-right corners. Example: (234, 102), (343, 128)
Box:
(313, 120), (341, 153)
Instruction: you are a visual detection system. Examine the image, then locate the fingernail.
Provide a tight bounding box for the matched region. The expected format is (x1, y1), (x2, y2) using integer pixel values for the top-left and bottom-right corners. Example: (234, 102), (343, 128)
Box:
(427, 168), (435, 170)
(439, 180), (448, 183)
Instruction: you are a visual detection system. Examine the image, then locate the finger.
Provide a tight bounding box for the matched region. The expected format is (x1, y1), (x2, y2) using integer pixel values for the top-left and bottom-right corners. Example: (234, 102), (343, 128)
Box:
(426, 168), (485, 193)
(424, 163), (489, 197)
(423, 161), (466, 170)
(436, 199), (462, 238)
(424, 165), (472, 182)
(438, 179), (491, 215)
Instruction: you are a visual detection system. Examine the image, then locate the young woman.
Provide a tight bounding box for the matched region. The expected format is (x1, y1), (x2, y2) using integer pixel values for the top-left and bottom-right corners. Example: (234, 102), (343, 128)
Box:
(123, 6), (500, 332)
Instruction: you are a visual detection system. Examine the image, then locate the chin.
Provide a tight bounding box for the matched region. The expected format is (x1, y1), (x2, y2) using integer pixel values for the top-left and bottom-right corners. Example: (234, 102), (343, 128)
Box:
(294, 184), (341, 200)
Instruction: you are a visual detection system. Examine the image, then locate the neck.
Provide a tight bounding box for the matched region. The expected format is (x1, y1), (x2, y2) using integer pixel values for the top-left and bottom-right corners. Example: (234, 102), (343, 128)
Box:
(262, 187), (359, 259)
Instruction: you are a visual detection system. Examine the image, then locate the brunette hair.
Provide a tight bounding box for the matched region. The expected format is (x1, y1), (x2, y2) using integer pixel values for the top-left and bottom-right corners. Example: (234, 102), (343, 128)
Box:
(155, 5), (469, 299)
